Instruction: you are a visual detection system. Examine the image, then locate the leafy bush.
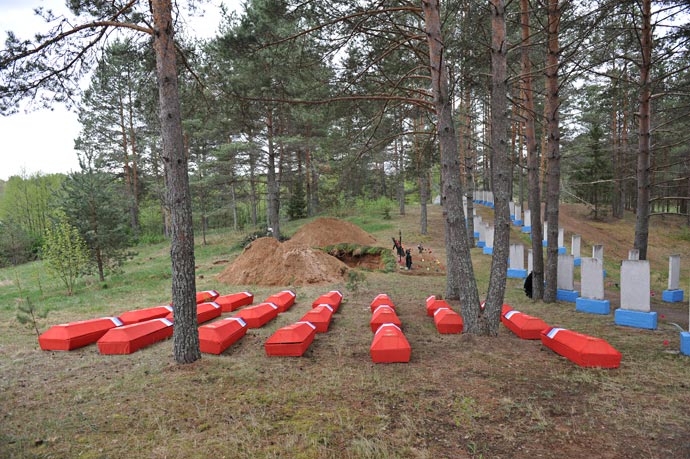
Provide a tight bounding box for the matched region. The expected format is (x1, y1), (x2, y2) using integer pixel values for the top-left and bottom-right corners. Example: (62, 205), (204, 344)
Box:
(41, 214), (90, 295)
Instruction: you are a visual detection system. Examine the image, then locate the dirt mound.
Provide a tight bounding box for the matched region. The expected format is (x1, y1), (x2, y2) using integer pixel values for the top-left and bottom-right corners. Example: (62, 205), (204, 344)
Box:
(290, 217), (377, 247)
(217, 237), (349, 286)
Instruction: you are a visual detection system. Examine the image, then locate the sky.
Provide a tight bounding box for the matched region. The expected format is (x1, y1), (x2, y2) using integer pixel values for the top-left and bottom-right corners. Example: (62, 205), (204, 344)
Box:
(0, 0), (240, 181)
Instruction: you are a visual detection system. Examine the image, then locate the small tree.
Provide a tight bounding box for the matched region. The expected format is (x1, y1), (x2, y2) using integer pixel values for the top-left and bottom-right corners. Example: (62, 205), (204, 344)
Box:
(42, 214), (89, 295)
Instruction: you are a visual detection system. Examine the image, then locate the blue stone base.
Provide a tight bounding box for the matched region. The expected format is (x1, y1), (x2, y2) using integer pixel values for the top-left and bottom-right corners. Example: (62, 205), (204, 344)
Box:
(477, 241), (486, 248)
(483, 247), (494, 255)
(474, 231), (480, 239)
(662, 289), (684, 303)
(542, 240), (548, 247)
(521, 226), (531, 234)
(576, 297), (610, 315)
(558, 247), (566, 254)
(510, 214), (515, 221)
(513, 219), (523, 226)
(488, 203), (494, 208)
(574, 257), (581, 267)
(507, 268), (528, 279)
(681, 332), (690, 356)
(556, 289), (579, 302)
(603, 269), (607, 278)
(614, 309), (657, 330)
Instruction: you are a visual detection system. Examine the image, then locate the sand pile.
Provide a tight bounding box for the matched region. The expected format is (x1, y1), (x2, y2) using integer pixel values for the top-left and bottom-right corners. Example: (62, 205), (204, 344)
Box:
(290, 217), (377, 247)
(217, 218), (379, 286)
(217, 238), (348, 286)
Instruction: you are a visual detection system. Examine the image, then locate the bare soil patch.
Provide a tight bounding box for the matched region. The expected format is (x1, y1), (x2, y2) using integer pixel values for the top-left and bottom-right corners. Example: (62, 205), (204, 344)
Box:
(290, 217), (378, 247)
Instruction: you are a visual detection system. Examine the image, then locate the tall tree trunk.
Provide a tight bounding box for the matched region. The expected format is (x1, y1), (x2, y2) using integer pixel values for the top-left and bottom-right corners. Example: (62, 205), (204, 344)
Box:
(521, 0), (543, 299)
(543, 0), (561, 303)
(397, 117), (406, 215)
(266, 108), (281, 240)
(464, 87), (476, 246)
(611, 73), (624, 219)
(422, 0), (480, 327)
(634, 0), (652, 260)
(484, 0), (510, 335)
(622, 74), (630, 211)
(419, 170), (428, 235)
(248, 138), (258, 227)
(151, 0), (199, 364)
(127, 85), (141, 234)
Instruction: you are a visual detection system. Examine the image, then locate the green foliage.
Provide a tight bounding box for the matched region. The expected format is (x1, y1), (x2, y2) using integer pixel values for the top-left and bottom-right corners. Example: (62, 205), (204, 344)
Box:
(60, 153), (133, 280)
(287, 179), (307, 220)
(41, 213), (90, 295)
(345, 270), (366, 292)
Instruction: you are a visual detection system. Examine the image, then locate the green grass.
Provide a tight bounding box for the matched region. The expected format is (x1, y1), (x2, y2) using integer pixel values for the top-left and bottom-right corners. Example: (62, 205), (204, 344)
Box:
(1, 204), (689, 459)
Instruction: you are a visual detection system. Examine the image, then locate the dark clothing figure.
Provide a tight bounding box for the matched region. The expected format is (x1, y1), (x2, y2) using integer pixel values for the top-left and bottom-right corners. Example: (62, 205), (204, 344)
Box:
(524, 271), (533, 298)
(405, 249), (412, 270)
(417, 243), (424, 254)
(392, 238), (405, 261)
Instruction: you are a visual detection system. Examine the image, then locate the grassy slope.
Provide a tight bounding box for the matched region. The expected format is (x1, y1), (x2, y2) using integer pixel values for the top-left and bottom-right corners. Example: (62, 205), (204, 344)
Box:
(0, 205), (689, 459)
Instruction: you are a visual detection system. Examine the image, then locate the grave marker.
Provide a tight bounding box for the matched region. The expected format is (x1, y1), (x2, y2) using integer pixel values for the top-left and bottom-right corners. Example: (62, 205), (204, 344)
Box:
(514, 204), (523, 226)
(575, 258), (610, 314)
(556, 254), (578, 302)
(482, 225), (494, 255)
(628, 249), (639, 261)
(508, 244), (527, 278)
(522, 209), (532, 233)
(662, 254), (684, 302)
(572, 235), (582, 267)
(615, 260), (657, 329)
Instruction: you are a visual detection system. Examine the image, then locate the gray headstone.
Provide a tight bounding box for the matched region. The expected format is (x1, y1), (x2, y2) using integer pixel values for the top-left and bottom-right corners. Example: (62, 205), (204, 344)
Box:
(523, 209), (532, 227)
(593, 244), (604, 263)
(571, 235), (581, 258)
(628, 249), (640, 261)
(581, 257), (605, 300)
(621, 260), (650, 312)
(668, 254), (681, 290)
(510, 244), (525, 270)
(509, 201), (515, 215)
(473, 215), (482, 229)
(543, 222), (548, 243)
(558, 228), (565, 247)
(485, 225), (494, 248)
(528, 249), (533, 272)
(478, 222), (486, 242)
(557, 254), (575, 290)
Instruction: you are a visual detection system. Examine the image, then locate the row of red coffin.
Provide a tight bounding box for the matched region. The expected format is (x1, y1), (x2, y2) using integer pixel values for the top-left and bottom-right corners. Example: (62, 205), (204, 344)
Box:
(38, 290), (622, 368)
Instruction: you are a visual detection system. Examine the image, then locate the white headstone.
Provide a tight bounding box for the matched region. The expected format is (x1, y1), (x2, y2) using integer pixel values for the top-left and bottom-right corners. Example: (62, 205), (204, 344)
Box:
(509, 201), (515, 215)
(628, 249), (640, 261)
(463, 200), (468, 217)
(473, 215), (482, 230)
(557, 254), (575, 290)
(524, 209), (532, 227)
(543, 222), (549, 243)
(581, 257), (605, 300)
(668, 254), (681, 290)
(510, 244), (525, 270)
(558, 228), (565, 247)
(478, 222), (486, 242)
(593, 244), (604, 263)
(528, 249), (533, 272)
(621, 260), (651, 312)
(485, 225), (495, 249)
(571, 235), (581, 258)
(514, 204), (522, 222)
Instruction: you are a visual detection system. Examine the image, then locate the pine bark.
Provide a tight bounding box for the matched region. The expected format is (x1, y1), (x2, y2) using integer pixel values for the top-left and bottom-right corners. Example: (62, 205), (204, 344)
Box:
(543, 0), (561, 303)
(151, 0), (200, 364)
(484, 0), (510, 335)
(634, 0), (652, 260)
(521, 0), (543, 299)
(422, 0), (480, 325)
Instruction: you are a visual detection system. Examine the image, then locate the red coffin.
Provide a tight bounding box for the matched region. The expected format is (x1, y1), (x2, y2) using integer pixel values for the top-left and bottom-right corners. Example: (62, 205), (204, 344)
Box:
(300, 305), (334, 333)
(370, 324), (411, 363)
(425, 295), (451, 317)
(215, 291), (254, 312)
(311, 290), (343, 312)
(199, 317), (248, 354)
(119, 305), (173, 325)
(502, 304), (514, 315)
(540, 327), (622, 368)
(39, 317), (123, 351)
(502, 309), (549, 340)
(370, 294), (395, 312)
(265, 321), (317, 356)
(233, 302), (279, 328)
(166, 302), (222, 325)
(370, 305), (401, 332)
(97, 318), (173, 355)
(196, 290), (220, 304)
(433, 308), (463, 334)
(265, 290), (296, 313)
